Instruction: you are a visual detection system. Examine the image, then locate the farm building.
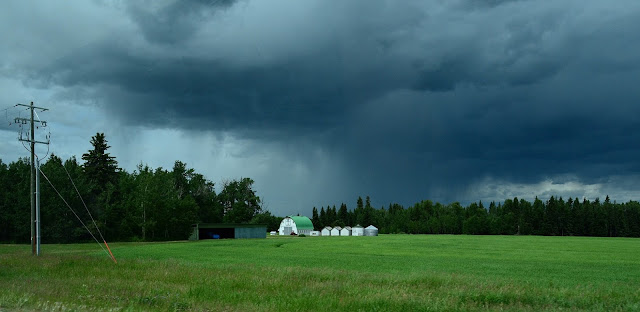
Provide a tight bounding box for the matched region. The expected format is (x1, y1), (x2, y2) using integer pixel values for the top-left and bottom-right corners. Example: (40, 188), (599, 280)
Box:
(310, 231), (320, 236)
(278, 216), (314, 235)
(321, 226), (332, 236)
(340, 226), (352, 236)
(189, 224), (267, 240)
(352, 225), (364, 236)
(364, 225), (379, 236)
(331, 226), (342, 236)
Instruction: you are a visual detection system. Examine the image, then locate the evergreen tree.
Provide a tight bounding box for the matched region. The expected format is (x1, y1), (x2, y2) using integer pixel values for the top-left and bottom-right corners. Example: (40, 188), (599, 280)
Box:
(81, 132), (120, 191)
(329, 205), (338, 226)
(338, 203), (348, 225)
(312, 207), (320, 230)
(318, 207), (326, 228)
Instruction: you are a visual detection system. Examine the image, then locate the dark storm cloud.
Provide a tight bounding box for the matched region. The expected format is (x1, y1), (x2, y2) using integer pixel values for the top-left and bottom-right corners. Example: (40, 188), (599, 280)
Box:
(24, 0), (640, 204)
(127, 0), (238, 44)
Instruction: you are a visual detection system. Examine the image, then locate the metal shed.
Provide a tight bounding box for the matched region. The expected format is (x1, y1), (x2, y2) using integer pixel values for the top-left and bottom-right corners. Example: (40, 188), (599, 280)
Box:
(189, 224), (267, 240)
(321, 226), (332, 236)
(340, 226), (352, 236)
(331, 226), (342, 236)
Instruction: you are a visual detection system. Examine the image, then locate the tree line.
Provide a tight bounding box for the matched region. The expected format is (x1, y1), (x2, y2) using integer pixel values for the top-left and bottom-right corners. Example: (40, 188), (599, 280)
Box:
(2, 133), (640, 243)
(0, 133), (280, 243)
(313, 195), (640, 237)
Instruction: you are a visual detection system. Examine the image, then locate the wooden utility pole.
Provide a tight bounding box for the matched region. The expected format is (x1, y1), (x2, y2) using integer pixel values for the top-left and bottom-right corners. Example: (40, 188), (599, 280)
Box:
(15, 102), (49, 256)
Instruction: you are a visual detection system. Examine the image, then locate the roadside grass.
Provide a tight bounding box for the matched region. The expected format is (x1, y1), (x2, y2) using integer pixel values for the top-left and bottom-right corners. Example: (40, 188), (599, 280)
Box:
(1, 235), (639, 311)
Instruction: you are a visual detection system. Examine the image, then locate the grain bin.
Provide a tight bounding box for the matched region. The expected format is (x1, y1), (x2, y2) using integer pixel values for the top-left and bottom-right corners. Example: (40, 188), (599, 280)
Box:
(364, 225), (378, 236)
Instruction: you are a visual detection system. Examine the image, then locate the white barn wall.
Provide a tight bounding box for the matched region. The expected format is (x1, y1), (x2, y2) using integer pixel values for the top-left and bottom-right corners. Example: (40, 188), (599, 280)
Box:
(279, 217), (298, 235)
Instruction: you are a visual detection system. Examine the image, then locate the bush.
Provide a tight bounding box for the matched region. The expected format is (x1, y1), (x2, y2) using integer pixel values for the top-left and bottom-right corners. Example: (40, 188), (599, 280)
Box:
(298, 234), (306, 237)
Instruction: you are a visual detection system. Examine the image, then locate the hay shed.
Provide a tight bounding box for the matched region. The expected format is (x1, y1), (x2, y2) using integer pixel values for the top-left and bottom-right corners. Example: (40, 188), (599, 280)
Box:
(189, 224), (267, 240)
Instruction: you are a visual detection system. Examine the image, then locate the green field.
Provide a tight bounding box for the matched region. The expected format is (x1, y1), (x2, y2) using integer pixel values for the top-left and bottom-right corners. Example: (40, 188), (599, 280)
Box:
(1, 235), (639, 311)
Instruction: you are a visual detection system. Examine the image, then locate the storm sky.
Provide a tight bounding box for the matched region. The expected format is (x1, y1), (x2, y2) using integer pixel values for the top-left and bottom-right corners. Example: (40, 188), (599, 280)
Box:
(2, 0), (640, 216)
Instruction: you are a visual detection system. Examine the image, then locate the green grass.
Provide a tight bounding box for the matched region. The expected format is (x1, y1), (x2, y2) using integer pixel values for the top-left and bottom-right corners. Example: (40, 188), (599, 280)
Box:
(1, 235), (639, 311)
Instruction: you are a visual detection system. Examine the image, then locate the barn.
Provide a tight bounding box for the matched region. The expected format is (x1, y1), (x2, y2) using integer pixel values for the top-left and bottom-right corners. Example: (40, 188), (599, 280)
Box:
(189, 224), (267, 240)
(278, 216), (314, 235)
(321, 226), (332, 236)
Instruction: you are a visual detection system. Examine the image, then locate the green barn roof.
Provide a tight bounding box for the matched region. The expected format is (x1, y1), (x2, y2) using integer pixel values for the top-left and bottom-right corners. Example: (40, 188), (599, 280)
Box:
(289, 216), (314, 230)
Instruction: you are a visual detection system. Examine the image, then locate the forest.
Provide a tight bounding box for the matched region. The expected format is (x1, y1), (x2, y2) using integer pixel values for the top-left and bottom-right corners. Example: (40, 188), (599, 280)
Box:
(1, 133), (640, 243)
(0, 133), (279, 243)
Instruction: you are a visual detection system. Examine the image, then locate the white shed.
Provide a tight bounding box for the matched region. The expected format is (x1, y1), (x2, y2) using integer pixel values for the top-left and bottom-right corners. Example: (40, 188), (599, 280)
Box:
(310, 231), (320, 236)
(331, 226), (342, 236)
(321, 226), (332, 236)
(340, 226), (352, 236)
(352, 225), (365, 236)
(278, 216), (314, 235)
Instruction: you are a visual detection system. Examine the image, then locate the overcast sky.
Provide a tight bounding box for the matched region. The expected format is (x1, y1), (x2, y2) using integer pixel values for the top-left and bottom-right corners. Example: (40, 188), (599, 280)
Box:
(2, 0), (640, 216)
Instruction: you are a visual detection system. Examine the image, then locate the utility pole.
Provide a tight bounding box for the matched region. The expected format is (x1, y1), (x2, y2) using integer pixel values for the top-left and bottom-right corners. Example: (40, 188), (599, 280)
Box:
(15, 102), (49, 256)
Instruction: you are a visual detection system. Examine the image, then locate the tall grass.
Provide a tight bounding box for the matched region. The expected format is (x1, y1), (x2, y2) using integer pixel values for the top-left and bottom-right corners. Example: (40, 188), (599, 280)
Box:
(1, 235), (639, 311)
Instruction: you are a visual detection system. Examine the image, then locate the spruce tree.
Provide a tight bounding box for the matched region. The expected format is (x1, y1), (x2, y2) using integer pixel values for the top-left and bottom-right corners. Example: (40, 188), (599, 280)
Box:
(81, 132), (120, 191)
(312, 207), (319, 230)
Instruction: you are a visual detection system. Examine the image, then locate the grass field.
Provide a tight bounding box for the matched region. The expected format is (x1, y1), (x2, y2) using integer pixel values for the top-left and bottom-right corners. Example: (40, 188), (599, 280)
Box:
(1, 235), (639, 311)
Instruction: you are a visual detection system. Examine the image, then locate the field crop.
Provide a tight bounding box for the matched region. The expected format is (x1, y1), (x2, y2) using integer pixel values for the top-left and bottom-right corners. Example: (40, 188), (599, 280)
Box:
(1, 235), (639, 311)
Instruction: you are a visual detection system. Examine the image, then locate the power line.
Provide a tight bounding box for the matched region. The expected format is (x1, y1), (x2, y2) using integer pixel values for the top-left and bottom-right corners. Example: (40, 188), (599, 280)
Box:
(2, 104), (20, 127)
(0, 103), (18, 112)
(38, 167), (113, 261)
(60, 163), (116, 263)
